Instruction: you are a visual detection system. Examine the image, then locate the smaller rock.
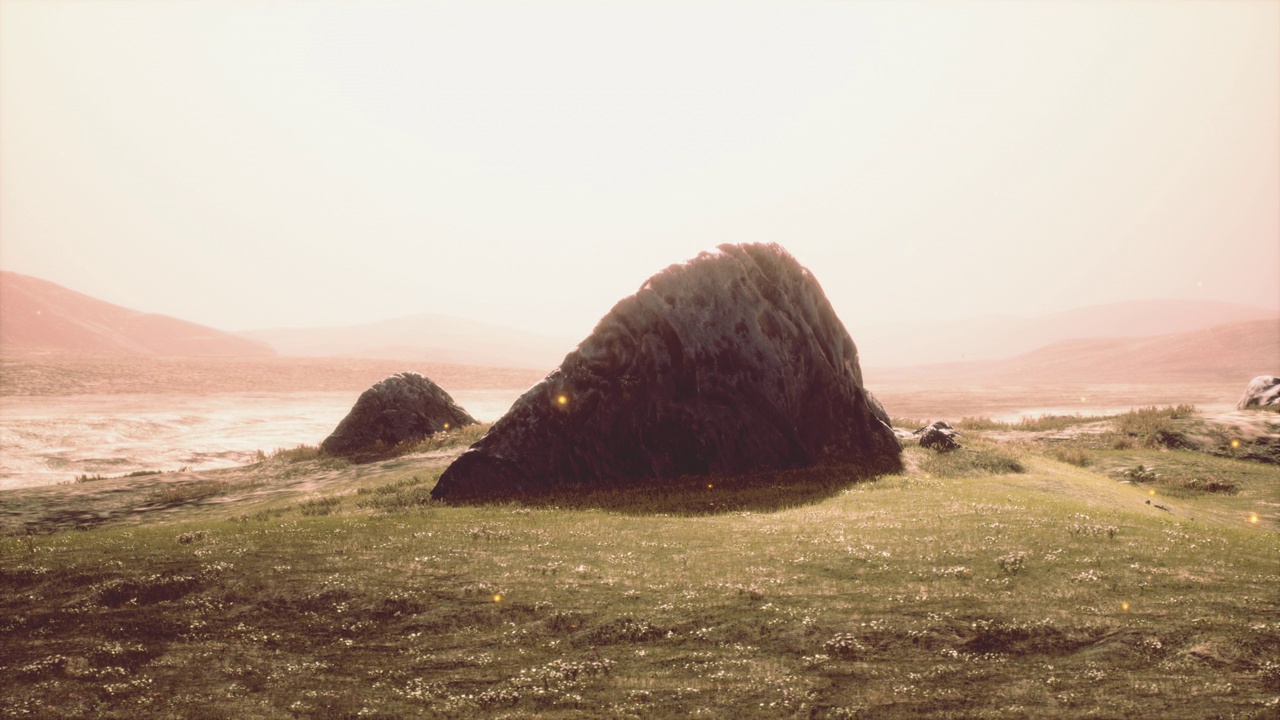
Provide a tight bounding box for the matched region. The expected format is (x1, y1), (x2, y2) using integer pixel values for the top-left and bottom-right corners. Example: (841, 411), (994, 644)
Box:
(321, 372), (476, 457)
(1237, 375), (1280, 410)
(914, 421), (962, 452)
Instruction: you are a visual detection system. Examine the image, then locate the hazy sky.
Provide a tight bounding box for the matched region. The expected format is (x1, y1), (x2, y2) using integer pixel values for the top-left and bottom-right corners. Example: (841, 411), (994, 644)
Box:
(2, 1), (1277, 340)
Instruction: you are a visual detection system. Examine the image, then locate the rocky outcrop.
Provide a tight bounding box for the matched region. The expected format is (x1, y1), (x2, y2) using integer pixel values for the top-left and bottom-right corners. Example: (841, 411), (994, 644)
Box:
(914, 421), (962, 452)
(432, 243), (902, 501)
(1237, 376), (1280, 410)
(321, 372), (475, 457)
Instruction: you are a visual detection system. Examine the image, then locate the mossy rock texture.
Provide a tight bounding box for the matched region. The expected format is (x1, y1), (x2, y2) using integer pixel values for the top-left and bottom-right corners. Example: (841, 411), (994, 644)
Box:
(321, 372), (475, 457)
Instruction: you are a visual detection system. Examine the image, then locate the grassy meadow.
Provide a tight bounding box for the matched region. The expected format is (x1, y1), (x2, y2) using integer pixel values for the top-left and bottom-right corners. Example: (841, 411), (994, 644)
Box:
(2, 410), (1278, 719)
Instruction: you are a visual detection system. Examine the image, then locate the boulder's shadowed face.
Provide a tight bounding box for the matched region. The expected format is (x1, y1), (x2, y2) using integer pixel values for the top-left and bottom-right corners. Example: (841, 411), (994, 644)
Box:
(433, 243), (902, 501)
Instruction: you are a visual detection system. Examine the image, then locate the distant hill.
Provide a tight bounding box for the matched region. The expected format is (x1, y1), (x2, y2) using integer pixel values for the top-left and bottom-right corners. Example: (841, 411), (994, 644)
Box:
(0, 272), (274, 357)
(239, 315), (576, 371)
(868, 319), (1280, 385)
(852, 298), (1280, 368)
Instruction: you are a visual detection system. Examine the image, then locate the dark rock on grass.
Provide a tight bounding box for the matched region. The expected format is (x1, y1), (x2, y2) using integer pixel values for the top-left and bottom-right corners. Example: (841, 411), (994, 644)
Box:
(915, 421), (962, 452)
(1237, 375), (1280, 410)
(433, 242), (902, 502)
(321, 372), (475, 457)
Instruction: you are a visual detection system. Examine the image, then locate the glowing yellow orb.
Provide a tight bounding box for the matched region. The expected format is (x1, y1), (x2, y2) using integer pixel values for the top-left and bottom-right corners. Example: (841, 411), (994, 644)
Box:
(1121, 602), (1130, 612)
(1149, 490), (1156, 496)
(707, 483), (713, 490)
(1080, 397), (1087, 403)
(1231, 439), (1241, 449)
(493, 593), (502, 604)
(1250, 514), (1260, 524)
(557, 394), (568, 406)
(443, 423), (450, 430)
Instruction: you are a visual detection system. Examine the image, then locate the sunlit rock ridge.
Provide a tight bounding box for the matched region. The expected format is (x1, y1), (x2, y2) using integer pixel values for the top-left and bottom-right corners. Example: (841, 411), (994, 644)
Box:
(432, 242), (902, 501)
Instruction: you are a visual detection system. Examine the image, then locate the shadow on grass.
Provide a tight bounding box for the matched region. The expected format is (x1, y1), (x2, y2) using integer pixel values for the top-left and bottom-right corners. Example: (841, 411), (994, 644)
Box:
(328, 423), (493, 465)
(437, 457), (902, 516)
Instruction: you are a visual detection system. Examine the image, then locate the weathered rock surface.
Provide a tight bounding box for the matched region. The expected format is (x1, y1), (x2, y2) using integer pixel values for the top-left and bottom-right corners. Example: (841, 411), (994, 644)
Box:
(321, 372), (475, 457)
(1237, 375), (1280, 410)
(915, 421), (962, 452)
(432, 243), (902, 501)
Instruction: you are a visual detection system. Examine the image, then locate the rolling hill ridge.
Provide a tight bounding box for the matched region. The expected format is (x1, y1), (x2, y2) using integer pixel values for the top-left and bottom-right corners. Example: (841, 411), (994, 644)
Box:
(0, 271), (274, 357)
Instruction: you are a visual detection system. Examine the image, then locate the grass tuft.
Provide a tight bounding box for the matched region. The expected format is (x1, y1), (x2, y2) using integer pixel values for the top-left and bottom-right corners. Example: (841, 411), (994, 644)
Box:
(957, 414), (1109, 432)
(298, 496), (343, 516)
(1050, 446), (1094, 467)
(1113, 405), (1197, 448)
(355, 475), (437, 512)
(918, 444), (1026, 477)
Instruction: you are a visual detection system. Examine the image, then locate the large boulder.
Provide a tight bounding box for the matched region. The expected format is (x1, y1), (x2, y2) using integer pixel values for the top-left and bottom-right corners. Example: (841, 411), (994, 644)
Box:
(432, 242), (902, 501)
(1237, 375), (1280, 410)
(321, 372), (475, 457)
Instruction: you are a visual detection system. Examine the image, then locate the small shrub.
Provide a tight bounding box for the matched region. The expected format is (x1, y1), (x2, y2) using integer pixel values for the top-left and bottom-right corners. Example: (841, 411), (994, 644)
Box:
(97, 573), (203, 607)
(1050, 446), (1093, 467)
(583, 617), (666, 645)
(1016, 414), (1108, 431)
(1153, 474), (1240, 498)
(298, 496), (342, 516)
(1259, 660), (1280, 690)
(147, 481), (228, 506)
(396, 423), (491, 455)
(546, 611), (589, 634)
(824, 633), (865, 659)
(921, 446), (1025, 477)
(176, 530), (207, 545)
(955, 415), (1106, 432)
(355, 475), (437, 511)
(270, 445), (323, 463)
(1178, 475), (1238, 494)
(1119, 464), (1160, 482)
(956, 416), (1005, 431)
(1115, 405), (1196, 448)
(996, 551), (1028, 575)
(1067, 524), (1118, 539)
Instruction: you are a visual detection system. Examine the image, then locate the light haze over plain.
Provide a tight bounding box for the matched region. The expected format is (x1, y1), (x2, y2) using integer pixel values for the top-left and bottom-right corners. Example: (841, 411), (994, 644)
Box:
(2, 1), (1277, 342)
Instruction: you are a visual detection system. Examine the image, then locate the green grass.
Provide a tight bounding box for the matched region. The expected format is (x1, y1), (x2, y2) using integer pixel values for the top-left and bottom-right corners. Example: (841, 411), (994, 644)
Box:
(1111, 404), (1199, 449)
(76, 470), (167, 483)
(915, 442), (1026, 477)
(955, 414), (1109, 432)
(266, 423), (494, 465)
(1, 437), (1277, 719)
